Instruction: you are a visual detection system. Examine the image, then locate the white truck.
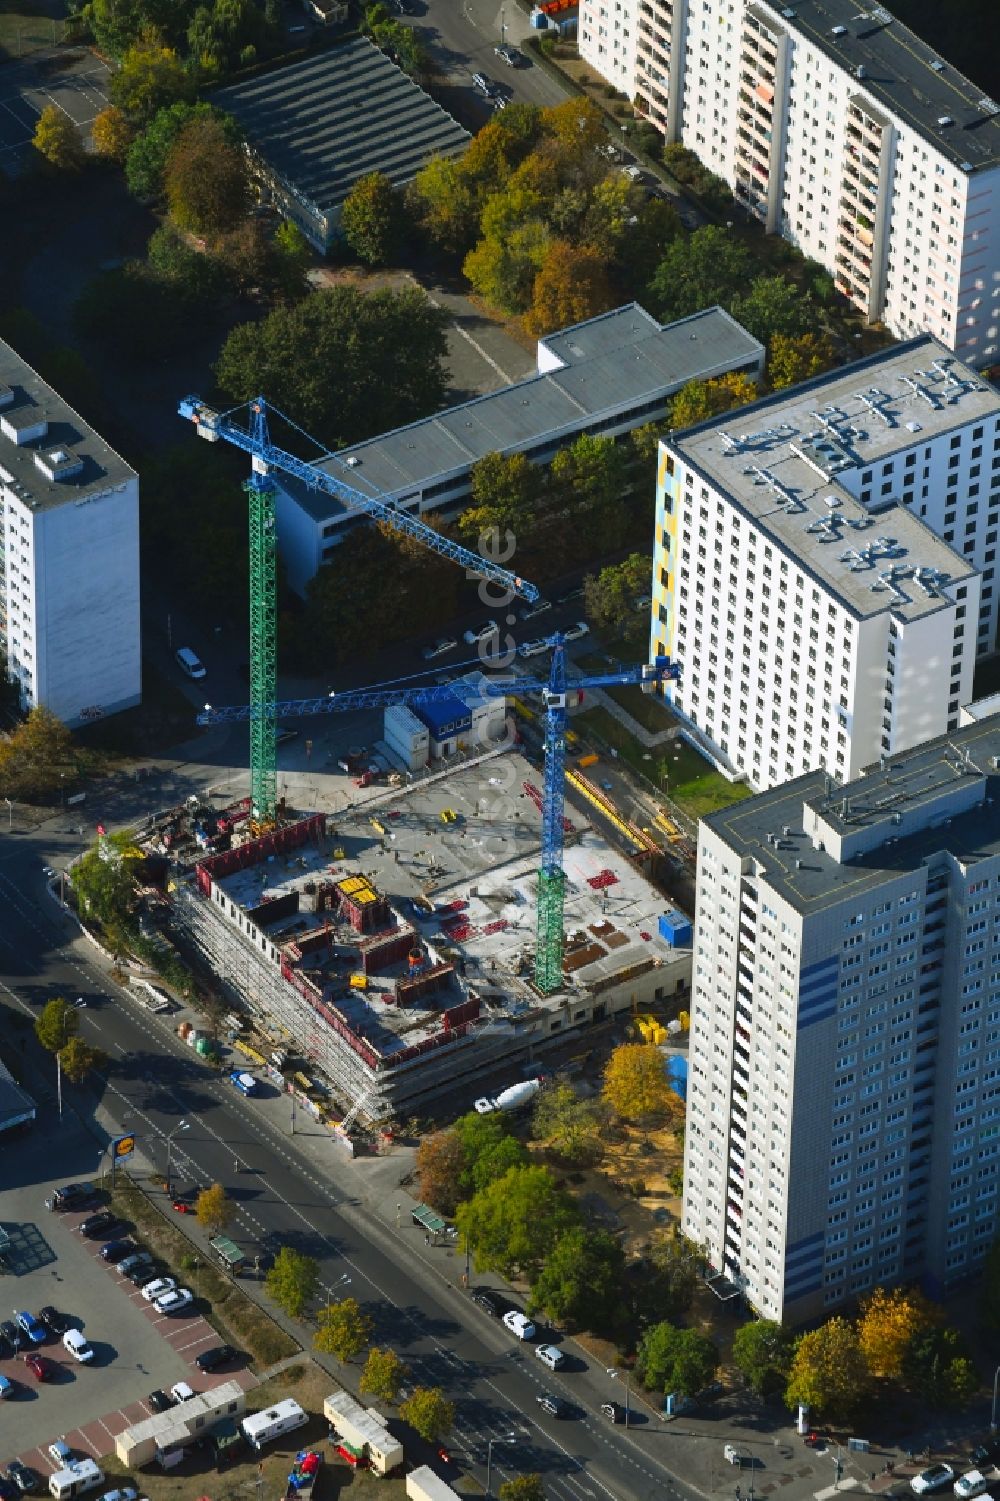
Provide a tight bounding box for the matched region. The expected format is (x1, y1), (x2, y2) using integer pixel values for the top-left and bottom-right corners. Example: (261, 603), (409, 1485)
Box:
(240, 1400), (308, 1452)
(474, 1077), (543, 1115)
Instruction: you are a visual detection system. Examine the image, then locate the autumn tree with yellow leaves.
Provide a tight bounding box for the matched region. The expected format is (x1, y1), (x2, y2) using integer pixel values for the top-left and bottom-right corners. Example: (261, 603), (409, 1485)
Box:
(857, 1286), (937, 1381)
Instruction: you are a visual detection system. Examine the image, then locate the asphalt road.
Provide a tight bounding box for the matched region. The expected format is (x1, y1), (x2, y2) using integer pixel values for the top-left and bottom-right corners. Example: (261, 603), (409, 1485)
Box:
(410, 0), (572, 121)
(0, 850), (691, 1501)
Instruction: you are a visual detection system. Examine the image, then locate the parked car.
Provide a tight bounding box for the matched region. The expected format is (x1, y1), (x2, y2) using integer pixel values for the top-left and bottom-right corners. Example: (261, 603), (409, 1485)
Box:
(600, 1400), (627, 1423)
(912, 1466), (956, 1496)
(117, 1251), (153, 1278)
(79, 1211), (120, 1239)
(620, 163), (643, 180)
(175, 646), (206, 680)
(146, 1389), (174, 1414)
(970, 1442), (1000, 1469)
(0, 1374), (14, 1400)
(0, 1320), (20, 1353)
(502, 1310), (536, 1340)
(563, 621), (590, 641)
(63, 1328), (94, 1364)
(471, 71), (493, 95)
(519, 598), (552, 621)
(38, 1306), (70, 1337)
(22, 1353), (55, 1382)
(535, 1344), (566, 1370)
(52, 1184), (97, 1212)
(537, 1393), (570, 1417)
(518, 638), (549, 658)
(13, 1311), (46, 1344)
(421, 637), (457, 661)
(5, 1462), (39, 1494)
(141, 1277), (177, 1303)
(0, 1479), (18, 1501)
(275, 725), (299, 745)
(169, 1382), (196, 1404)
(954, 1474), (990, 1501)
(46, 1445), (72, 1469)
(124, 1259), (161, 1286)
(97, 1489), (137, 1501)
(100, 1239), (134, 1264)
(463, 622), (499, 645)
(724, 1444), (750, 1467)
(154, 1288), (194, 1316)
(195, 1344), (238, 1373)
(494, 43), (519, 64)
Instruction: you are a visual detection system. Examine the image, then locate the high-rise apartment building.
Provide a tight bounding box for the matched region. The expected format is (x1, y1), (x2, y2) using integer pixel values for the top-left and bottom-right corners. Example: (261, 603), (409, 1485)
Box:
(683, 713), (1000, 1323)
(0, 341), (141, 727)
(650, 336), (1000, 792)
(579, 0), (1000, 363)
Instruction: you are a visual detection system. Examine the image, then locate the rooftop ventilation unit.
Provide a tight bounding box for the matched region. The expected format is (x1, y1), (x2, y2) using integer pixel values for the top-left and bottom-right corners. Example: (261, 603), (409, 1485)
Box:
(748, 465), (800, 511)
(0, 408), (48, 446)
(34, 446), (84, 483)
(854, 388), (896, 427)
(905, 421), (922, 433)
(900, 374), (941, 410)
(825, 494), (842, 508)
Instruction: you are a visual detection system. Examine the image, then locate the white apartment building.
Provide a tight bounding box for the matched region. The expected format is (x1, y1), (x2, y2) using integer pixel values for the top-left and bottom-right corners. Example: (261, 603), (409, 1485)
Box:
(579, 0), (1000, 364)
(650, 336), (1000, 792)
(683, 713), (1000, 1323)
(0, 341), (141, 727)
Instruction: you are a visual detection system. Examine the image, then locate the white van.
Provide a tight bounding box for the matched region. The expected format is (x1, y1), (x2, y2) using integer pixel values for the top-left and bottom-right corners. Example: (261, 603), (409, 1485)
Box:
(175, 647), (206, 680)
(48, 1461), (104, 1499)
(240, 1398), (307, 1451)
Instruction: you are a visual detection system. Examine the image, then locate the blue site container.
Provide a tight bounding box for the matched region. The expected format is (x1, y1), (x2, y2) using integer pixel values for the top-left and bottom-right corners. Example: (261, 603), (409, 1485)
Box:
(658, 907), (692, 948)
(666, 1054), (687, 1101)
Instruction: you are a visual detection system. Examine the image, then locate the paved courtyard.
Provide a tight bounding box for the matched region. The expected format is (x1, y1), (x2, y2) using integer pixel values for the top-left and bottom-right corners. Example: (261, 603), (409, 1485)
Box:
(0, 48), (111, 173)
(0, 1125), (255, 1467)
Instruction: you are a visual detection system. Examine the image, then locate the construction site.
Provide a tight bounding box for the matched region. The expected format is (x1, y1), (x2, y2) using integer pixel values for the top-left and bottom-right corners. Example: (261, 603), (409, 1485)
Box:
(160, 742), (692, 1128)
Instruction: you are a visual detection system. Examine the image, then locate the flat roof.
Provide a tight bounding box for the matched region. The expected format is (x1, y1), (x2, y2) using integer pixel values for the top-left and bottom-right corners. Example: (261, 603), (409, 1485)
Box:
(0, 343), (135, 513)
(756, 0), (1000, 171)
(214, 38), (469, 216)
(667, 335), (996, 621)
(704, 712), (1000, 916)
(0, 1056), (35, 1133)
(288, 306), (764, 523)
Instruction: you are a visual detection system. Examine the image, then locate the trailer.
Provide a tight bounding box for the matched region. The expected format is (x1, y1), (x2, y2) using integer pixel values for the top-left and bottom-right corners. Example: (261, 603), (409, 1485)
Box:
(323, 1391), (402, 1476)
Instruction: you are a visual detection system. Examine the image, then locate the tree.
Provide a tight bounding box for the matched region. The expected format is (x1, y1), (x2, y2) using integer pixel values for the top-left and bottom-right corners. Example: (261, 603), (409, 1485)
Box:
(340, 171), (403, 266)
(645, 226), (755, 324)
(400, 1386), (455, 1443)
(768, 331), (837, 390)
(457, 450), (543, 542)
(645, 1228), (703, 1322)
(265, 1246), (319, 1318)
(35, 997), (79, 1056)
(670, 372), (757, 428)
(214, 219), (307, 302)
(785, 1317), (871, 1422)
(732, 1319), (793, 1398)
(455, 1164), (579, 1280)
(147, 224), (227, 312)
(32, 106), (85, 170)
(583, 554), (651, 642)
(732, 275), (811, 345)
(540, 96), (607, 155)
(524, 241), (615, 337)
(531, 1079), (604, 1164)
(82, 0), (149, 58)
(637, 1321), (719, 1396)
(360, 1346), (409, 1403)
(416, 1129), (465, 1217)
(0, 706), (77, 802)
(464, 219), (551, 315)
(195, 1183), (231, 1234)
(74, 263), (193, 360)
(550, 431), (627, 516)
(273, 220), (312, 291)
(215, 285), (449, 448)
(164, 115), (249, 235)
(92, 106), (133, 162)
(66, 831), (143, 928)
(857, 1286), (937, 1381)
(453, 1111), (527, 1197)
(58, 1036), (109, 1084)
(125, 101), (238, 200)
(407, 154), (478, 254)
(500, 1480), (546, 1501)
(529, 1226), (625, 1331)
(903, 1326), (978, 1407)
(314, 1297), (373, 1362)
(109, 42), (195, 129)
(602, 1042), (677, 1124)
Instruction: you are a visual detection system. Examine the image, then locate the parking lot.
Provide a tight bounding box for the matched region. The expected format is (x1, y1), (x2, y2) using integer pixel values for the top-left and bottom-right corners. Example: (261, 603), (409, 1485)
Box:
(1, 1132), (253, 1467)
(0, 47), (111, 173)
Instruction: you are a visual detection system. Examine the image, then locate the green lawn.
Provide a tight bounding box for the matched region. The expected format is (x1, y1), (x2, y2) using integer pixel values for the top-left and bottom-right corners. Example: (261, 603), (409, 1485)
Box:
(0, 1), (67, 60)
(602, 681), (676, 733)
(575, 705), (751, 820)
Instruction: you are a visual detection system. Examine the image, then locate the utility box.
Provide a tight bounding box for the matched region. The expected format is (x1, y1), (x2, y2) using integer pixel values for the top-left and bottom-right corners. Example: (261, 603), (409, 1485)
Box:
(658, 907), (692, 948)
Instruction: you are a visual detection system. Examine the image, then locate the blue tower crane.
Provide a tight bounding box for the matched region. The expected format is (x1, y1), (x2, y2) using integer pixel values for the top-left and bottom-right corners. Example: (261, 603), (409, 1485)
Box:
(198, 637), (680, 994)
(178, 393), (538, 827)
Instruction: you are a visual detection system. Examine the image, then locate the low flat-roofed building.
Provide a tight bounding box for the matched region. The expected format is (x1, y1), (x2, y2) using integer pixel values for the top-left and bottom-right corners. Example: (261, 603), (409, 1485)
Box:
(272, 303), (764, 593)
(0, 1057), (35, 1135)
(214, 38), (469, 251)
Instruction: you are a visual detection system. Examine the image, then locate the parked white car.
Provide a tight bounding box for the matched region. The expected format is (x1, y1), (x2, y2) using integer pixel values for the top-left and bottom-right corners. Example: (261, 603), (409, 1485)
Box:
(502, 1310), (536, 1340)
(912, 1466), (956, 1496)
(169, 1381), (196, 1404)
(563, 621), (590, 641)
(534, 1343), (565, 1370)
(154, 1288), (194, 1316)
(63, 1328), (94, 1364)
(518, 638), (550, 659)
(463, 622), (499, 645)
(954, 1473), (990, 1501)
(141, 1277), (177, 1303)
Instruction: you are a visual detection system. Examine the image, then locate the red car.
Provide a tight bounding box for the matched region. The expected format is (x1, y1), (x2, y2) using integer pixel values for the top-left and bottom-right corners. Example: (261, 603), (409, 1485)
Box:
(24, 1353), (55, 1381)
(172, 1199), (192, 1214)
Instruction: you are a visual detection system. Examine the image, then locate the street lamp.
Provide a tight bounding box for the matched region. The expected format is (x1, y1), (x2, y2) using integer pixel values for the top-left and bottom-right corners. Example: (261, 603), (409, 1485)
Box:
(164, 1120), (190, 1195)
(992, 1364), (1000, 1432)
(486, 1434), (518, 1497)
(319, 1274), (351, 1307)
(606, 1366), (631, 1428)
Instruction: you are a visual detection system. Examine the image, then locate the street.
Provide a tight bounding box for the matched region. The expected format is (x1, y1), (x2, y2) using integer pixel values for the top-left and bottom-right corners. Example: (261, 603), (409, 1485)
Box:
(409, 0), (572, 119)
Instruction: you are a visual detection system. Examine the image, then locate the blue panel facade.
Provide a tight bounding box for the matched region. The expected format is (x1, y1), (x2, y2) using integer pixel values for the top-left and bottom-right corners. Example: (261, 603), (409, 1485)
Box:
(796, 954), (839, 1030)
